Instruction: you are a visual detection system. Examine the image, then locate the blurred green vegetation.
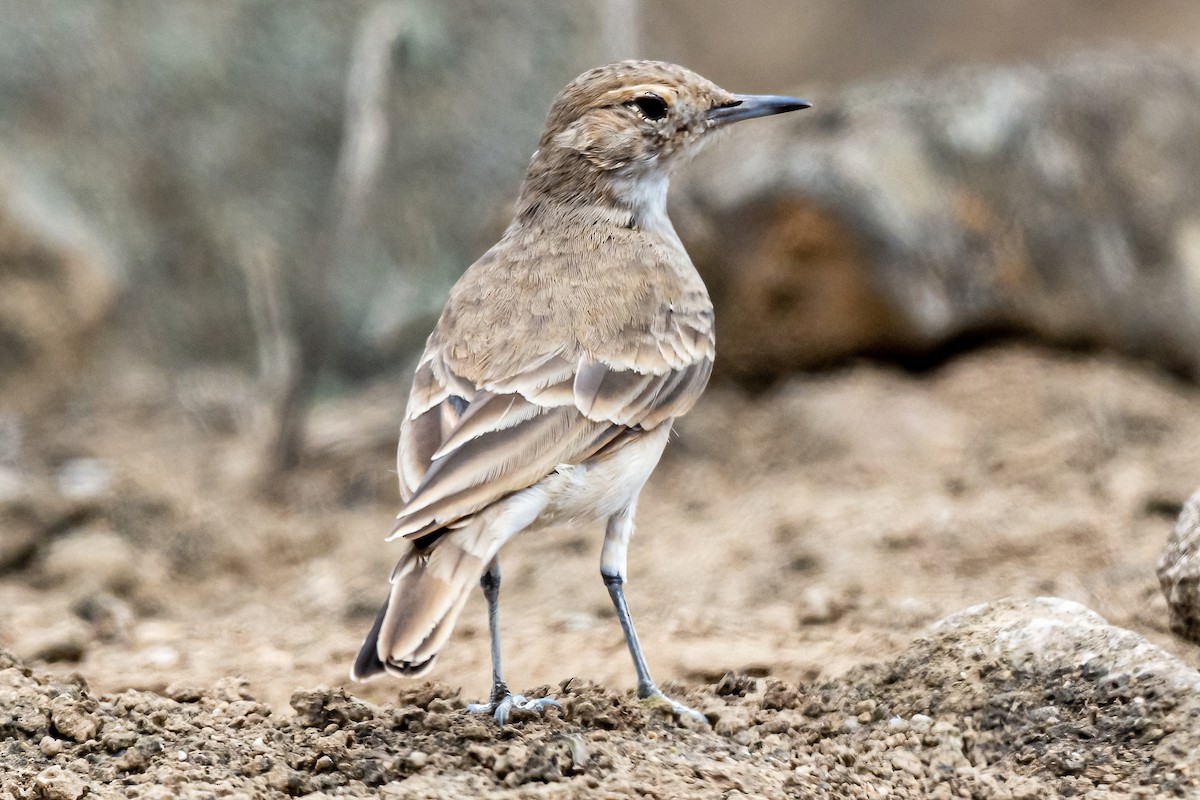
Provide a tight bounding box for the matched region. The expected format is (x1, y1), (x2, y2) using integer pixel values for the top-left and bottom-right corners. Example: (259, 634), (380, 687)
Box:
(0, 1), (620, 382)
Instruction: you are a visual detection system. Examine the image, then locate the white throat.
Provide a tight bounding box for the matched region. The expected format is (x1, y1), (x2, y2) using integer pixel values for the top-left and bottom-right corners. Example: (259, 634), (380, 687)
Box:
(612, 165), (681, 246)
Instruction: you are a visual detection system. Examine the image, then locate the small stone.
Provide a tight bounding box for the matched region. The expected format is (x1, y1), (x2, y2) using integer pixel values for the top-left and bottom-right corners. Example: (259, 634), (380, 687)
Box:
(49, 696), (100, 743)
(33, 766), (87, 800)
(715, 672), (757, 696)
(797, 585), (849, 625)
(563, 733), (589, 771)
(115, 736), (162, 773)
(761, 679), (801, 711)
(928, 784), (953, 800)
(314, 754), (335, 772)
(492, 744), (529, 779)
(407, 750), (429, 769)
(466, 743), (494, 767)
(714, 708), (751, 737)
(164, 683), (204, 703)
(39, 735), (64, 757)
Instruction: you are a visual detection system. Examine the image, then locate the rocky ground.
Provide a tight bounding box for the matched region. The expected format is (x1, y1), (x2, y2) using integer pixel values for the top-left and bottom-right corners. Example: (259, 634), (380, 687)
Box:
(2, 343), (1200, 797)
(3, 598), (1198, 798)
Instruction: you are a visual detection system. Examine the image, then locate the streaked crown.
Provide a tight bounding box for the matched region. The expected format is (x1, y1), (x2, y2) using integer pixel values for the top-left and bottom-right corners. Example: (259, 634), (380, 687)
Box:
(518, 60), (809, 218)
(537, 60), (809, 172)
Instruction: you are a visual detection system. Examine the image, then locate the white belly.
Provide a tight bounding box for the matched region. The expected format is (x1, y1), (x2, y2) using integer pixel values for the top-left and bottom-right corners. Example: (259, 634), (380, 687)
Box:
(536, 423), (672, 526)
(450, 424), (672, 563)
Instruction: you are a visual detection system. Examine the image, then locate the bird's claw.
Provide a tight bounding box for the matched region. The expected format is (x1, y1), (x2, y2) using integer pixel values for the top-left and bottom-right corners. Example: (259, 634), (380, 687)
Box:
(640, 688), (709, 726)
(467, 692), (561, 728)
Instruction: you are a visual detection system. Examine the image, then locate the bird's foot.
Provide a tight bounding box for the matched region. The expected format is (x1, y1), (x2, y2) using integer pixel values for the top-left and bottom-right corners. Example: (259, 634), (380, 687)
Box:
(639, 685), (709, 726)
(467, 688), (560, 728)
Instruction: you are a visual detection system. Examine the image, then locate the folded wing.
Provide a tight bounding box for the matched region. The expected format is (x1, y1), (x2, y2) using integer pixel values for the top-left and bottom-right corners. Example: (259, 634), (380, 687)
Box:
(390, 304), (714, 543)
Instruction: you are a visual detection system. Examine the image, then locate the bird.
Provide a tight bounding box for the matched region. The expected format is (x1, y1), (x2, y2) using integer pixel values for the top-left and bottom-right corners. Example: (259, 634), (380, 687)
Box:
(351, 60), (809, 725)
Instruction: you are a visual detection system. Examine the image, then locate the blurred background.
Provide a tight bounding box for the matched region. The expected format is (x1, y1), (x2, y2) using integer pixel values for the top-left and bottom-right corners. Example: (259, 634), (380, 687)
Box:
(7, 1), (1200, 397)
(2, 1), (1200, 707)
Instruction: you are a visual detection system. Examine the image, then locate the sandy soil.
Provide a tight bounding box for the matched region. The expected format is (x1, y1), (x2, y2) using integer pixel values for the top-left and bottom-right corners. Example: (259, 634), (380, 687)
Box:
(2, 343), (1199, 796)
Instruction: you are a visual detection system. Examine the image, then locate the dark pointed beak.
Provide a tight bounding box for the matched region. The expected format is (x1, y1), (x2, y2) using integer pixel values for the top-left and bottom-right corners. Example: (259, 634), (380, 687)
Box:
(707, 94), (811, 126)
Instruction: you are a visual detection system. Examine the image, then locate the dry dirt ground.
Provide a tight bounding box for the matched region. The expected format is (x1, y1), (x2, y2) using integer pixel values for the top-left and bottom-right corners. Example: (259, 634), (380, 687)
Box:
(2, 343), (1199, 797)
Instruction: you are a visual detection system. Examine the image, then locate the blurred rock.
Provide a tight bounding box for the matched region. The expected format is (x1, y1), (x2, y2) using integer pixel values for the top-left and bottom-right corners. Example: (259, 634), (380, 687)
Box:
(16, 618), (92, 664)
(0, 162), (116, 410)
(40, 525), (169, 605)
(0, 472), (78, 574)
(796, 585), (853, 625)
(1156, 488), (1200, 644)
(55, 458), (113, 501)
(0, 464), (25, 503)
(72, 591), (135, 642)
(683, 50), (1200, 381)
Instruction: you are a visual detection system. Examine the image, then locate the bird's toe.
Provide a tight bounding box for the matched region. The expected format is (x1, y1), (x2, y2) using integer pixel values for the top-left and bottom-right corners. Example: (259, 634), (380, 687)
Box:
(639, 688), (710, 726)
(467, 692), (560, 728)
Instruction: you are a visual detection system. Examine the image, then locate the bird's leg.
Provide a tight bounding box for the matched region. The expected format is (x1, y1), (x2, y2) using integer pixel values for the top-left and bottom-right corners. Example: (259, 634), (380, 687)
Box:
(481, 557), (510, 701)
(466, 557), (559, 727)
(601, 510), (707, 725)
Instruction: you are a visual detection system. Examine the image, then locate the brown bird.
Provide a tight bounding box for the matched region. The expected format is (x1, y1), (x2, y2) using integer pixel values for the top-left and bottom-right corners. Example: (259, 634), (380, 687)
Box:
(352, 60), (809, 724)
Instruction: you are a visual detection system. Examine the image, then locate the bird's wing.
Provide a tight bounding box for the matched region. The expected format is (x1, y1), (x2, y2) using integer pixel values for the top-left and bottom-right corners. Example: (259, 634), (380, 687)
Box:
(390, 304), (714, 543)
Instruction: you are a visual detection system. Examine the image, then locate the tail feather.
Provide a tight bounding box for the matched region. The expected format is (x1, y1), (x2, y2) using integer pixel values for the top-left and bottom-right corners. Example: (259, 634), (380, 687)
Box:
(350, 600), (389, 681)
(350, 535), (485, 680)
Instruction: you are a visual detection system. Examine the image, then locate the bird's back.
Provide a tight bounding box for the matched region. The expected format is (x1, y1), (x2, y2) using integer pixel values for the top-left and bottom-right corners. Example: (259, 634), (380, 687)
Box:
(434, 205), (712, 389)
(390, 204), (714, 541)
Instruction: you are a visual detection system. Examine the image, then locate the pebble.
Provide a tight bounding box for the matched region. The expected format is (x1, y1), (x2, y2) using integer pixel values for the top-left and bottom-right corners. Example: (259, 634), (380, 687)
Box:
(33, 766), (87, 800)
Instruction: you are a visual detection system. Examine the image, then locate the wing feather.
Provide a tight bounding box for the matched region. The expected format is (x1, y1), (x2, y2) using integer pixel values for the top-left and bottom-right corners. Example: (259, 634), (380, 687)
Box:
(391, 296), (714, 542)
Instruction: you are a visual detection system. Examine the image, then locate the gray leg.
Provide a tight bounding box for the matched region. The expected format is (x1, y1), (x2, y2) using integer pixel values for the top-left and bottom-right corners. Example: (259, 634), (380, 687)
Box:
(466, 557), (559, 727)
(482, 557), (508, 700)
(602, 510), (707, 724)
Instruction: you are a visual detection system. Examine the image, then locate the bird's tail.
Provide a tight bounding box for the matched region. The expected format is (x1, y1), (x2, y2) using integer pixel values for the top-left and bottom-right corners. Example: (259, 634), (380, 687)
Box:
(351, 533), (486, 681)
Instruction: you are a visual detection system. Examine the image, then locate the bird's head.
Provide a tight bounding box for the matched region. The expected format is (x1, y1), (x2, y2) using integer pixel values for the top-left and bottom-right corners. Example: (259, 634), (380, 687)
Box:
(520, 60), (809, 221)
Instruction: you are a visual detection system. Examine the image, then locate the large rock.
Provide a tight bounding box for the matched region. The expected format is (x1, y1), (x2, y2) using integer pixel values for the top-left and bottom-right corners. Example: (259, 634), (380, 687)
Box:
(918, 596), (1200, 696)
(826, 596), (1200, 796)
(1157, 489), (1200, 644)
(682, 50), (1200, 381)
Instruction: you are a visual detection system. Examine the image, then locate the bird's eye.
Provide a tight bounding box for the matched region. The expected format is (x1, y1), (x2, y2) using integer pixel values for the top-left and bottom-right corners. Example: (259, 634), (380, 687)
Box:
(632, 94), (669, 121)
